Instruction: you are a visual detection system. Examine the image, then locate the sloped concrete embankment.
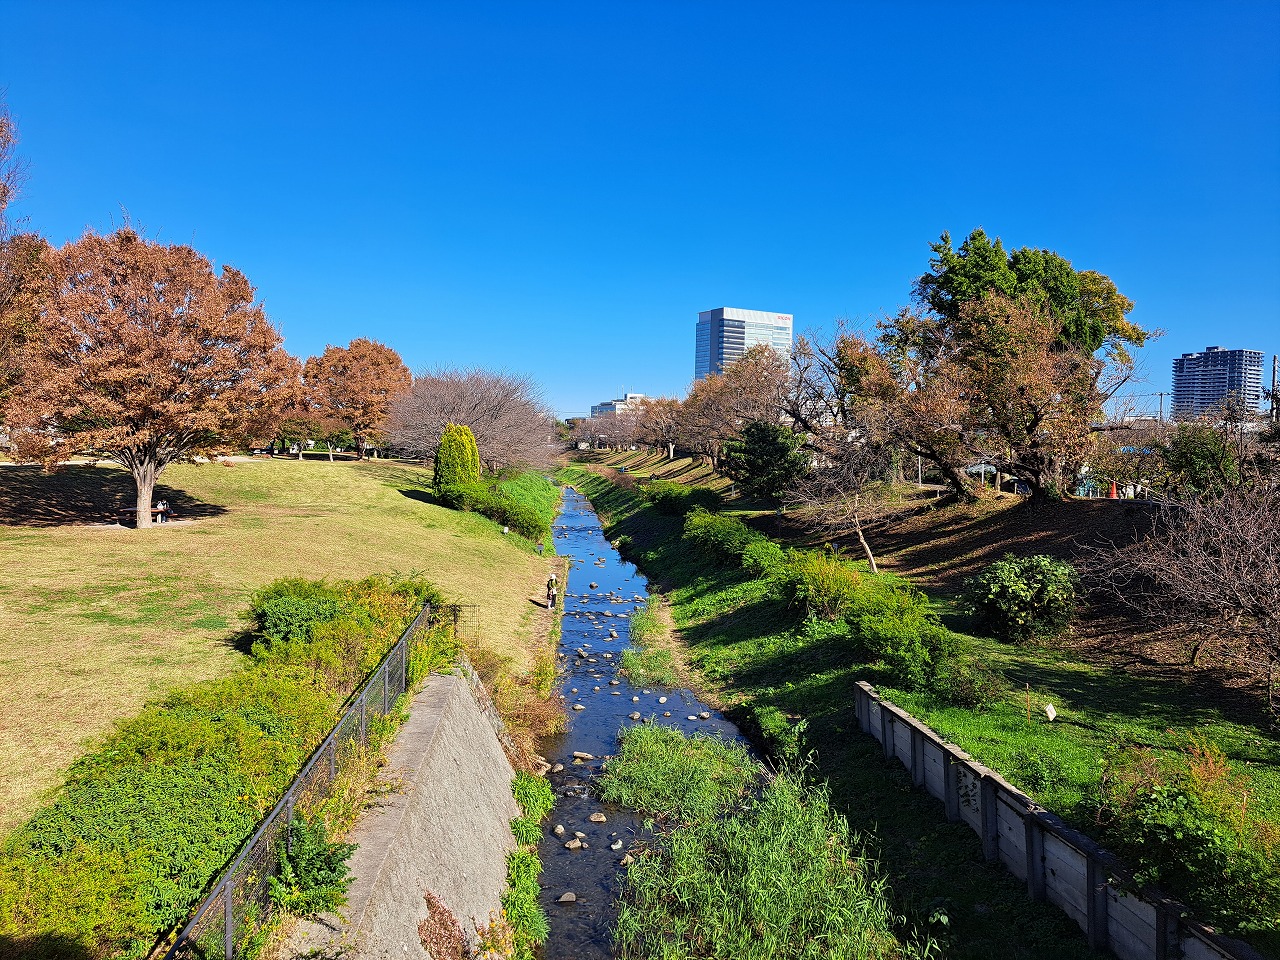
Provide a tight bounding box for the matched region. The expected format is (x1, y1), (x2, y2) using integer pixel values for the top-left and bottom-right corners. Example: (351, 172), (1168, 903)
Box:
(288, 670), (519, 959)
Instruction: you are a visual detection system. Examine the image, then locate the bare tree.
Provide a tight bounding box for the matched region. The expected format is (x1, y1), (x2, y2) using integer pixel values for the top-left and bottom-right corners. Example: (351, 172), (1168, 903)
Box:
(1084, 487), (1280, 699)
(633, 397), (682, 459)
(390, 366), (556, 471)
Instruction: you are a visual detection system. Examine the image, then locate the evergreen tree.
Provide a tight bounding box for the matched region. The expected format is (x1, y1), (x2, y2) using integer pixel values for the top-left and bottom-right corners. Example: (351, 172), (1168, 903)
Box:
(434, 422), (481, 488)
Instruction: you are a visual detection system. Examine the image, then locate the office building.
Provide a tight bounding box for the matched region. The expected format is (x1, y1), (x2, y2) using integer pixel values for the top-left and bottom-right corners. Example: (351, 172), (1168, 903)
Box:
(694, 307), (793, 379)
(1171, 345), (1264, 419)
(590, 393), (647, 419)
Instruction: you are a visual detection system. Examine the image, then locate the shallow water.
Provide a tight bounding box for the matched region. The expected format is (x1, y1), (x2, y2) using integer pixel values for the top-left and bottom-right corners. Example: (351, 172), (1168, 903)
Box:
(536, 488), (745, 959)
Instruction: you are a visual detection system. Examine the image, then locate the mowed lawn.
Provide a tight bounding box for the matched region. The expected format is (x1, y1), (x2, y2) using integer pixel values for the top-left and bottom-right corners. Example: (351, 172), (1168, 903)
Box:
(0, 458), (556, 836)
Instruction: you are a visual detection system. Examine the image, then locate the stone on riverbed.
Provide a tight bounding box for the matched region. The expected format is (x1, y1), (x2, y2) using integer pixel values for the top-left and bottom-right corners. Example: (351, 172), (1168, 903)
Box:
(572, 704), (584, 711)
(589, 813), (607, 823)
(558, 892), (577, 902)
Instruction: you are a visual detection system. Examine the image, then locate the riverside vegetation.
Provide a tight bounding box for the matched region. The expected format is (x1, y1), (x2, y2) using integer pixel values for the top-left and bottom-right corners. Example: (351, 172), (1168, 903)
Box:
(566, 456), (1280, 956)
(0, 574), (458, 959)
(598, 725), (935, 960)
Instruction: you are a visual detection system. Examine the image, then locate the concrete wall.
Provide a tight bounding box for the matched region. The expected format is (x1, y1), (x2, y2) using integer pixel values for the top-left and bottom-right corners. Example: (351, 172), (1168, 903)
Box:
(853, 682), (1265, 960)
(288, 669), (519, 959)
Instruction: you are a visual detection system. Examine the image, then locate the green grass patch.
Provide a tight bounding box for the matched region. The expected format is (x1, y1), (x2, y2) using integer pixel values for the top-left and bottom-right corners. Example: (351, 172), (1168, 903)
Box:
(604, 727), (931, 960)
(619, 648), (677, 688)
(599, 726), (756, 824)
(501, 771), (554, 959)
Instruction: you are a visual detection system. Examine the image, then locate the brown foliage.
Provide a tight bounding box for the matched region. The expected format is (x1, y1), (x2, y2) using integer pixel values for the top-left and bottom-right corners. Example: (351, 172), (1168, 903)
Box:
(390, 367), (555, 471)
(679, 344), (791, 464)
(3, 228), (295, 526)
(303, 338), (411, 458)
(418, 890), (466, 960)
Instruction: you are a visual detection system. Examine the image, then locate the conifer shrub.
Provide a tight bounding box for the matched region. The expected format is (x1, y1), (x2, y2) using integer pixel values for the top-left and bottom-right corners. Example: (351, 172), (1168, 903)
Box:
(962, 554), (1078, 644)
(433, 423), (481, 489)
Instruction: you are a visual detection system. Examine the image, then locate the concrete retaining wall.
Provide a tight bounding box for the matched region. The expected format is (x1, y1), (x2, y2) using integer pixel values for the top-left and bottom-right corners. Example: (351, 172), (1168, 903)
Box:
(853, 681), (1264, 960)
(288, 670), (519, 959)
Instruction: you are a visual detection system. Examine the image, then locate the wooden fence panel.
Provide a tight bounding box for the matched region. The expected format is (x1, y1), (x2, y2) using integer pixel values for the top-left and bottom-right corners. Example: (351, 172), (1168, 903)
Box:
(1042, 831), (1090, 930)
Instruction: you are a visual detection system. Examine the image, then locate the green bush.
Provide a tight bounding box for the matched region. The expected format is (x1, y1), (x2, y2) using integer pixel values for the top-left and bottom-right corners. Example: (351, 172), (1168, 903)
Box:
(501, 849), (549, 960)
(963, 554), (1078, 644)
(741, 538), (787, 578)
(438, 472), (557, 541)
(433, 423), (482, 489)
(931, 656), (1007, 710)
(643, 480), (723, 515)
(268, 814), (357, 917)
(249, 578), (347, 644)
(682, 508), (768, 565)
(783, 551), (865, 619)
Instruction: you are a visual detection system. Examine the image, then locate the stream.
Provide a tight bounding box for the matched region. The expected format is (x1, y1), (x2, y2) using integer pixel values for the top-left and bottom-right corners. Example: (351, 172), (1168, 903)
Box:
(536, 487), (746, 959)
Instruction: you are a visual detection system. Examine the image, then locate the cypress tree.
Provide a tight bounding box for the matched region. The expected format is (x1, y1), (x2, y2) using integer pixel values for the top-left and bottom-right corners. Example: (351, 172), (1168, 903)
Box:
(434, 423), (481, 488)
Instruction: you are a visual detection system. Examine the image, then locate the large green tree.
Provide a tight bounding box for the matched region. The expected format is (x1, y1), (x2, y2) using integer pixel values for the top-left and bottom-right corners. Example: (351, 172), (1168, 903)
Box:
(914, 228), (1146, 359)
(433, 422), (481, 489)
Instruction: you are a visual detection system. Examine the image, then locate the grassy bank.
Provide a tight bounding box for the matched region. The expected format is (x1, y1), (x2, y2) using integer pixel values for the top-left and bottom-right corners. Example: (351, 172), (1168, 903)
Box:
(560, 464), (1107, 959)
(0, 459), (556, 836)
(599, 725), (929, 960)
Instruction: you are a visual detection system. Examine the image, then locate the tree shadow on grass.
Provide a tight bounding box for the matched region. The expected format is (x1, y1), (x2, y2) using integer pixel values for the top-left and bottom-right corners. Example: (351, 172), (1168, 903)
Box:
(0, 465), (227, 527)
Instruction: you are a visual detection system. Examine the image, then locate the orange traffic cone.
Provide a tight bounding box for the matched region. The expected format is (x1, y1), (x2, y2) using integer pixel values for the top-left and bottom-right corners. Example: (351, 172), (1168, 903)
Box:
(1108, 480), (1118, 499)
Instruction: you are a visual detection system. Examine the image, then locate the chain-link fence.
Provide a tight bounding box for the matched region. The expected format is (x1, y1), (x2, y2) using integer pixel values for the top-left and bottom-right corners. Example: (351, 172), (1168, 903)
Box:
(163, 603), (433, 959)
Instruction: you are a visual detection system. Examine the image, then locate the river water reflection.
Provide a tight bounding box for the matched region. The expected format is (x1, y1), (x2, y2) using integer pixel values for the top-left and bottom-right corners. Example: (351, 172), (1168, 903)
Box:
(536, 487), (746, 959)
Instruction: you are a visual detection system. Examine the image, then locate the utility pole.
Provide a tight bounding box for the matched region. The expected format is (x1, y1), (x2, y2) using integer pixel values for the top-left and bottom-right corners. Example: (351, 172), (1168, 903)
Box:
(1271, 355), (1278, 425)
(1156, 391), (1169, 423)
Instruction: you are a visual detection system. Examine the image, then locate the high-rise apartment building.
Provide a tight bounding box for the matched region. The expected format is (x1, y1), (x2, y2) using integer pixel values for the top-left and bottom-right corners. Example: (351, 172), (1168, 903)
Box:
(694, 307), (793, 379)
(1171, 345), (1264, 419)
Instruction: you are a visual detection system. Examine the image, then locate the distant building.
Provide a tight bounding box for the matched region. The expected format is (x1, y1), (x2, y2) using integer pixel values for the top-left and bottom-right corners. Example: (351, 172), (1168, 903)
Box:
(694, 307), (793, 380)
(590, 392), (647, 419)
(1171, 345), (1264, 419)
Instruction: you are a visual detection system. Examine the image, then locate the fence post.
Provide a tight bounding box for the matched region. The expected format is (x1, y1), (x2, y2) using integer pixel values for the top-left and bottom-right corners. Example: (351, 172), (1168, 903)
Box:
(910, 726), (925, 787)
(359, 693), (367, 746)
(382, 662), (389, 714)
(223, 879), (234, 960)
(1025, 813), (1046, 901)
(980, 775), (999, 861)
(943, 749), (961, 823)
(879, 707), (893, 760)
(400, 637), (408, 694)
(1086, 852), (1110, 950)
(329, 735), (337, 781)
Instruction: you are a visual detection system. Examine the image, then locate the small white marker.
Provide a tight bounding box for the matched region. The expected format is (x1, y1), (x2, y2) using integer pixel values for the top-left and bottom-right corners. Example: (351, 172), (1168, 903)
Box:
(1044, 704), (1057, 722)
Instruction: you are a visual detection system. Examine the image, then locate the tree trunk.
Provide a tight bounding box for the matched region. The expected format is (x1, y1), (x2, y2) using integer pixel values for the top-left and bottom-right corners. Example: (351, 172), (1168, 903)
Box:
(666, 442), (675, 460)
(937, 461), (978, 502)
(297, 445), (303, 460)
(132, 460), (159, 529)
(326, 442), (335, 462)
(853, 510), (878, 574)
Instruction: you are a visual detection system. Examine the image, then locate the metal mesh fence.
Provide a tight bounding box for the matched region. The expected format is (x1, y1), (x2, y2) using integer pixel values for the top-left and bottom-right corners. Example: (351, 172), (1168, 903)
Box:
(165, 603), (434, 959)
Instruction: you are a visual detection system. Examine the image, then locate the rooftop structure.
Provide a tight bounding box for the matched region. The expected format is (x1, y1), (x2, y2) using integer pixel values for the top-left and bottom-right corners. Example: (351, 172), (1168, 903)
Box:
(590, 392), (647, 419)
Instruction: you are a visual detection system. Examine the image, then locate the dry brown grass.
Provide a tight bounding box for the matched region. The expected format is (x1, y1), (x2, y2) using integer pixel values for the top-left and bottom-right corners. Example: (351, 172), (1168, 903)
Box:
(0, 458), (558, 836)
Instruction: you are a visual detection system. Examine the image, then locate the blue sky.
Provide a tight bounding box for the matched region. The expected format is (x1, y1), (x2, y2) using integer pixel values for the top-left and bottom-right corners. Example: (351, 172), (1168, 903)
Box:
(3, 1), (1278, 417)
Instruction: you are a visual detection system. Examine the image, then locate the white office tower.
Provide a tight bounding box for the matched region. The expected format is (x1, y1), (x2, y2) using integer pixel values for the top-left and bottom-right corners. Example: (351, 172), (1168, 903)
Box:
(694, 307), (793, 379)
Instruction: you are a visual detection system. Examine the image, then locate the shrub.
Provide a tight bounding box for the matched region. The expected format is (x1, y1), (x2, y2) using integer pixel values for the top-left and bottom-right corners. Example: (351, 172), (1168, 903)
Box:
(643, 480), (722, 515)
(268, 814), (357, 917)
(433, 423), (481, 489)
(963, 554), (1078, 644)
(1098, 741), (1280, 937)
(931, 657), (1007, 709)
(249, 578), (346, 644)
(783, 550), (864, 619)
(741, 538), (787, 578)
(501, 849), (548, 960)
(437, 472), (557, 541)
(682, 508), (767, 565)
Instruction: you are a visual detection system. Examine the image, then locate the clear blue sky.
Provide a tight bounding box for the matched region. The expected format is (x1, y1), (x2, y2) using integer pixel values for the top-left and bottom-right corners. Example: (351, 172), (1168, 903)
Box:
(3, 1), (1278, 417)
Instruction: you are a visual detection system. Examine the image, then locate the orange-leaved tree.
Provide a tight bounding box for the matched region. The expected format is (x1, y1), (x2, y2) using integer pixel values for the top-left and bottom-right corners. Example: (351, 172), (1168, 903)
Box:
(4, 228), (296, 527)
(303, 339), (411, 459)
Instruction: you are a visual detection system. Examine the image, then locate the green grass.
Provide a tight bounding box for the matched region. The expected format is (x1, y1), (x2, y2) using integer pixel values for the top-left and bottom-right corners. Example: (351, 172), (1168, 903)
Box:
(0, 459), (558, 836)
(598, 725), (756, 823)
(603, 727), (930, 960)
(560, 465), (1107, 959)
(619, 648), (679, 688)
